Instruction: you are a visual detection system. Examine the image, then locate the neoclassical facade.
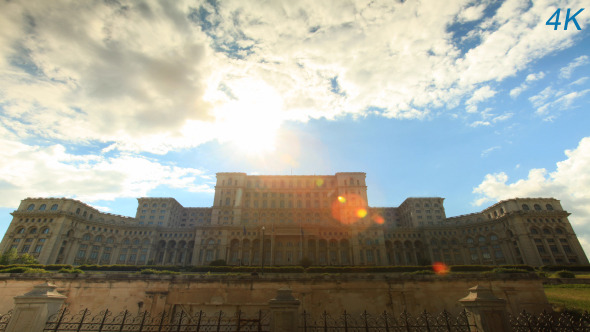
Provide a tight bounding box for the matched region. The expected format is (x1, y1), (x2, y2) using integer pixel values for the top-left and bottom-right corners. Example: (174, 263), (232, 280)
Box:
(0, 172), (588, 267)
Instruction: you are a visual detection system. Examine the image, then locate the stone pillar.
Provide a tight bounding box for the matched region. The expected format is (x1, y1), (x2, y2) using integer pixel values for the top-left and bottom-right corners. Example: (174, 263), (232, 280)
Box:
(459, 285), (510, 332)
(268, 288), (301, 332)
(5, 282), (67, 332)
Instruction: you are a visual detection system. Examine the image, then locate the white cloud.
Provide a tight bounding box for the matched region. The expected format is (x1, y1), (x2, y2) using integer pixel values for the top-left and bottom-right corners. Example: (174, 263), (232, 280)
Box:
(570, 77), (589, 86)
(470, 120), (490, 127)
(510, 71), (545, 98)
(0, 0), (588, 154)
(481, 145), (500, 157)
(465, 86), (496, 113)
(473, 136), (590, 258)
(492, 112), (513, 123)
(0, 131), (214, 208)
(530, 87), (590, 118)
(560, 55), (589, 79)
(457, 4), (486, 22)
(526, 72), (545, 82)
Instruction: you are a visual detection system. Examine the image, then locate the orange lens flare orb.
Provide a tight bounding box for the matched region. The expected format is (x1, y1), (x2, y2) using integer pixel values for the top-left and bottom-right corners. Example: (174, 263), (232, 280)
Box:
(372, 215), (385, 224)
(432, 262), (449, 275)
(338, 196), (346, 203)
(356, 208), (367, 218)
(315, 179), (324, 187)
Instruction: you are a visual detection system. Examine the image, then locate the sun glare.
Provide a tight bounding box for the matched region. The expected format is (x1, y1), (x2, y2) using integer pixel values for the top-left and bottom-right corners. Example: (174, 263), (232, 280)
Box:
(212, 79), (284, 155)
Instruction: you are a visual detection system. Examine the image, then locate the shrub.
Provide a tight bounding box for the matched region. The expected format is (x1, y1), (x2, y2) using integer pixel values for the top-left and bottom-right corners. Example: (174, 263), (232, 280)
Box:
(300, 257), (313, 268)
(405, 270), (435, 275)
(489, 268), (529, 274)
(58, 268), (84, 274)
(23, 268), (49, 273)
(0, 267), (30, 273)
(449, 265), (494, 272)
(541, 265), (590, 272)
(45, 264), (74, 271)
(553, 270), (576, 278)
(140, 269), (179, 275)
(209, 260), (227, 266)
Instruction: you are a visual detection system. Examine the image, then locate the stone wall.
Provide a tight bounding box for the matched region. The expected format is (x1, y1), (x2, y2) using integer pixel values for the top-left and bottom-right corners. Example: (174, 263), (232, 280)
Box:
(0, 273), (550, 316)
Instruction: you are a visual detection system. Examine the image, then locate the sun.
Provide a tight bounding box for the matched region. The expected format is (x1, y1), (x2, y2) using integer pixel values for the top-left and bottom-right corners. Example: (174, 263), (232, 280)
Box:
(212, 79), (284, 155)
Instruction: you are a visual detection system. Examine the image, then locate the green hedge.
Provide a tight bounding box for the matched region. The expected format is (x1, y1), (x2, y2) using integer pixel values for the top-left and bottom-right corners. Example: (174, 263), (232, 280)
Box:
(540, 265), (590, 272)
(449, 265), (494, 272)
(0, 267), (49, 273)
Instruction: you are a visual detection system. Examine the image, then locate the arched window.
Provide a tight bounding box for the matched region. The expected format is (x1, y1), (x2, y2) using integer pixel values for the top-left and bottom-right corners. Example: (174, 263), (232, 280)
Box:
(546, 204), (554, 211)
(478, 236), (485, 243)
(29, 228), (37, 234)
(466, 238), (474, 244)
(39, 204), (46, 211)
(123, 239), (130, 245)
(95, 235), (102, 242)
(106, 237), (115, 244)
(555, 228), (564, 234)
(133, 239), (140, 245)
(522, 204), (530, 211)
(82, 211), (87, 217)
(42, 228), (50, 234)
(530, 228), (538, 235)
(27, 204), (35, 211)
(76, 208), (81, 215)
(17, 227), (25, 234)
(490, 234), (498, 241)
(500, 208), (504, 214)
(534, 204), (542, 211)
(50, 204), (58, 210)
(225, 198), (230, 206)
(82, 234), (91, 241)
(543, 228), (551, 235)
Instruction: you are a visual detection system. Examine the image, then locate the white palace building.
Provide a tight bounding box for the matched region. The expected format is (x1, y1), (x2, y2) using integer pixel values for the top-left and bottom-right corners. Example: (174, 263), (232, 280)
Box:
(0, 172), (588, 267)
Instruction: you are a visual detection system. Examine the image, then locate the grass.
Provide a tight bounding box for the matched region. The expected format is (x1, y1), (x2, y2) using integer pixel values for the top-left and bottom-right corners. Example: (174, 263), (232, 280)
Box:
(544, 284), (590, 314)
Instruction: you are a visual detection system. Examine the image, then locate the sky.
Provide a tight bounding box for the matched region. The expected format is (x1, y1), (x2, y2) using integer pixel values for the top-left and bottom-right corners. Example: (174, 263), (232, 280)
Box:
(0, 0), (589, 257)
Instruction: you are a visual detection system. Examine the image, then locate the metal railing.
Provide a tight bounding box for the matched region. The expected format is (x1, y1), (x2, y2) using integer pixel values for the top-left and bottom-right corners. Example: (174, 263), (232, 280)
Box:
(0, 310), (11, 332)
(43, 308), (269, 332)
(299, 309), (475, 331)
(509, 310), (590, 332)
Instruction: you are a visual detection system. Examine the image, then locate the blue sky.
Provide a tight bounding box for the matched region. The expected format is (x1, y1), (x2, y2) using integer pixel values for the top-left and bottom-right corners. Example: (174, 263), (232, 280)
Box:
(0, 0), (589, 256)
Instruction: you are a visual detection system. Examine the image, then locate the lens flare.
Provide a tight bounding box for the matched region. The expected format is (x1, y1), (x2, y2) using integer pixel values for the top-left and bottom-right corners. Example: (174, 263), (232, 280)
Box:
(372, 215), (385, 224)
(338, 196), (346, 203)
(356, 208), (367, 218)
(315, 178), (324, 187)
(432, 262), (449, 275)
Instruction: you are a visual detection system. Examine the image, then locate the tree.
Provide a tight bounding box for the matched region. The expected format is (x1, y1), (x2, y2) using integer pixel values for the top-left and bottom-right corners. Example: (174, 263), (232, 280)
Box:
(0, 248), (18, 265)
(0, 248), (39, 265)
(17, 253), (38, 264)
(299, 257), (313, 268)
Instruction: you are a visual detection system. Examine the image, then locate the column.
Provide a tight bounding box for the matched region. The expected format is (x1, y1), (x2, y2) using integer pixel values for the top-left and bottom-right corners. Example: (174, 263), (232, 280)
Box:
(459, 285), (510, 332)
(268, 288), (301, 332)
(6, 283), (67, 332)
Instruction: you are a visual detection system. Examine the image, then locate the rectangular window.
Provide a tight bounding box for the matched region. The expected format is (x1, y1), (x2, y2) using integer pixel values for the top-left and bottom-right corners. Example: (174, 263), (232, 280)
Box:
(77, 250), (86, 258)
(34, 245), (43, 253)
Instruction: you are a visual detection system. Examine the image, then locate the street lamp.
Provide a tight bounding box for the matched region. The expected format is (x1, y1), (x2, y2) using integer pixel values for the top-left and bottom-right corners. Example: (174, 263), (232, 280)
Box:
(261, 226), (266, 275)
